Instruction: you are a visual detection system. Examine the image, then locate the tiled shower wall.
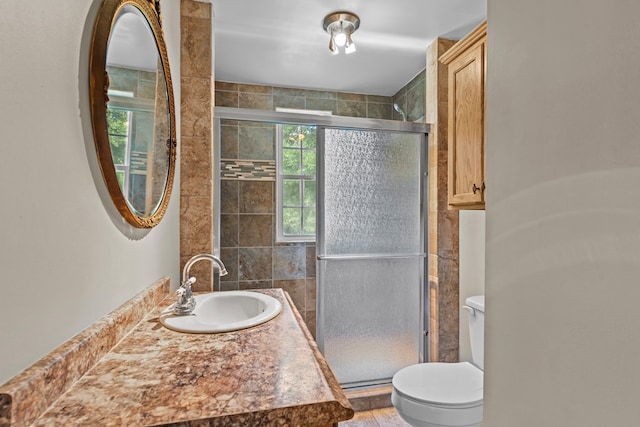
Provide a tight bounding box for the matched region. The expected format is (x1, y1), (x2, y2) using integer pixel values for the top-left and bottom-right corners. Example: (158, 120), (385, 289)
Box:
(392, 70), (426, 123)
(216, 82), (395, 119)
(215, 82), (400, 336)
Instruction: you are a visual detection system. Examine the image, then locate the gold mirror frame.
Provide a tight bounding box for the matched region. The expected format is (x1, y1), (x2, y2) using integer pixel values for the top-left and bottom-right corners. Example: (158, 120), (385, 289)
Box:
(90, 0), (176, 228)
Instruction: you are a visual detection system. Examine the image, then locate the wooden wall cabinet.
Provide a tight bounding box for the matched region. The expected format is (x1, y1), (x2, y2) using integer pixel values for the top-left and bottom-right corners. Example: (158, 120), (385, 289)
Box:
(440, 22), (487, 209)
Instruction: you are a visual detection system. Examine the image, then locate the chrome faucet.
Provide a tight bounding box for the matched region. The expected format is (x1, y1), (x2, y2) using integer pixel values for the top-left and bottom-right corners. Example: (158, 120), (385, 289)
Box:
(173, 254), (228, 316)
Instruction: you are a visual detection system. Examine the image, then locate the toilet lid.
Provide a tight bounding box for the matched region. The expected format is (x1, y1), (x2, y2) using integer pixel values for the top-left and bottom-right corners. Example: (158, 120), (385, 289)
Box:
(392, 362), (483, 408)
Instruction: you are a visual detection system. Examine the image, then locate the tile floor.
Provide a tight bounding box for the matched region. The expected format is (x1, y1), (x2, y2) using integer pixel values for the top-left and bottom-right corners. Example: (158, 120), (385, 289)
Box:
(338, 407), (411, 427)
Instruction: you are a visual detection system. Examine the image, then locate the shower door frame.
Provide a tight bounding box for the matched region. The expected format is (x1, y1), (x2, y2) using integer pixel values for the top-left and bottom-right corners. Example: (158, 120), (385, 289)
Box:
(213, 107), (430, 366)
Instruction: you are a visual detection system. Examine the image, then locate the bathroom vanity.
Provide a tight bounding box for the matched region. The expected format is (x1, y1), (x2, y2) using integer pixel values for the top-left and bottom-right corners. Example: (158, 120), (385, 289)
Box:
(0, 279), (353, 426)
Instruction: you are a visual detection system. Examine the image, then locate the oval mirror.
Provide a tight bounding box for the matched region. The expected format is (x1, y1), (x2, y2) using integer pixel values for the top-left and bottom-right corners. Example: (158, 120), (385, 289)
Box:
(90, 0), (176, 228)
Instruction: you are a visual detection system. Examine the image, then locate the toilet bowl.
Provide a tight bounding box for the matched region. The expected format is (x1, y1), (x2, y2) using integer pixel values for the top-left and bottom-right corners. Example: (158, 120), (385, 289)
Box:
(392, 296), (485, 427)
(391, 362), (482, 427)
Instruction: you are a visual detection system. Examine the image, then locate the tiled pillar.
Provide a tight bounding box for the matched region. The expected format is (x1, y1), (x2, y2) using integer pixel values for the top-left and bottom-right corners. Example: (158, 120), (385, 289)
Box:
(180, 0), (214, 291)
(426, 38), (460, 362)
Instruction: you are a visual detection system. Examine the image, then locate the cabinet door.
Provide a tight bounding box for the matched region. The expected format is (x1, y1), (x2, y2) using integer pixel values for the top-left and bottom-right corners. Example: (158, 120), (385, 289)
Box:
(447, 40), (485, 207)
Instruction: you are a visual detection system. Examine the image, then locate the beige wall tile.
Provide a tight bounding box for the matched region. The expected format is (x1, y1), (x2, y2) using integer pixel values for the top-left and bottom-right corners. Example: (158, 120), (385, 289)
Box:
(273, 246), (306, 279)
(238, 123), (274, 160)
(273, 87), (307, 97)
(180, 1), (214, 287)
(180, 77), (212, 138)
(180, 196), (213, 252)
(426, 38), (460, 362)
(274, 279), (306, 312)
(220, 213), (238, 247)
(180, 0), (210, 19)
(215, 90), (238, 108)
(219, 247), (238, 281)
(220, 123), (239, 158)
(366, 94), (391, 104)
(180, 135), (212, 197)
(238, 248), (273, 280)
(239, 181), (273, 213)
(220, 180), (239, 214)
(273, 94), (306, 110)
(337, 100), (366, 117)
(239, 280), (273, 290)
(306, 278), (316, 310)
(305, 98), (336, 113)
(180, 15), (211, 78)
(238, 83), (272, 94)
(303, 89), (336, 100)
(239, 214), (273, 247)
(366, 102), (392, 120)
(239, 92), (273, 110)
(215, 81), (238, 92)
(337, 92), (366, 102)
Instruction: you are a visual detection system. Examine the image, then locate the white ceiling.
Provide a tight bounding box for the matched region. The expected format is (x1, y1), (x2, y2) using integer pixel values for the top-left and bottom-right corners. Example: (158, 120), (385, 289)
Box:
(108, 9), (159, 72)
(211, 0), (486, 96)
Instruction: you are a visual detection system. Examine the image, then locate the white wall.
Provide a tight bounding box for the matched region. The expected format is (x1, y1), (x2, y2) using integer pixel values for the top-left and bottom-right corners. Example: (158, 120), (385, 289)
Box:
(485, 1), (640, 425)
(459, 210), (485, 362)
(0, 0), (181, 384)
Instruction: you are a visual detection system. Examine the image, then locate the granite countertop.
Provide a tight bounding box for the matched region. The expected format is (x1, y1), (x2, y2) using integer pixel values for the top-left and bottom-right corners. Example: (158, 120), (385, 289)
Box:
(0, 280), (353, 427)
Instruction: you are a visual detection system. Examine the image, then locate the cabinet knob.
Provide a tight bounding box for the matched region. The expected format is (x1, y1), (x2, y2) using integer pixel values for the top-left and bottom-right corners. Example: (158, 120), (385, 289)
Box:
(472, 182), (486, 194)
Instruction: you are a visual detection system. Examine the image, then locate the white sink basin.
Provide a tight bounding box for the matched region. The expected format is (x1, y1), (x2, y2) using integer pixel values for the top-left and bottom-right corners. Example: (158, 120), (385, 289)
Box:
(159, 291), (282, 333)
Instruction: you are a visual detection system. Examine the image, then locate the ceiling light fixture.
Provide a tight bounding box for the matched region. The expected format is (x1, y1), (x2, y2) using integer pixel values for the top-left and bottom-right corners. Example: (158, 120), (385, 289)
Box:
(323, 11), (360, 55)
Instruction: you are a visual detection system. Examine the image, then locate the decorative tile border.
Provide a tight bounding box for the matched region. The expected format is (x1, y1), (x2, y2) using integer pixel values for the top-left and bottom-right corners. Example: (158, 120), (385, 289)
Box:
(221, 159), (276, 181)
(129, 151), (148, 173)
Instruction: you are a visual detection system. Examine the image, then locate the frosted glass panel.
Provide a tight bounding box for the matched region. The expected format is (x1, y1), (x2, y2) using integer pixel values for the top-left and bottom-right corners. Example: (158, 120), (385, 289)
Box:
(321, 129), (422, 256)
(317, 126), (426, 388)
(318, 257), (421, 386)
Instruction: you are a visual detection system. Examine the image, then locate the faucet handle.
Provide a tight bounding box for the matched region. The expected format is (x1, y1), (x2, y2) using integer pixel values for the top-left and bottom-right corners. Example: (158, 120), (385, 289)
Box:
(182, 277), (197, 288)
(174, 277), (197, 316)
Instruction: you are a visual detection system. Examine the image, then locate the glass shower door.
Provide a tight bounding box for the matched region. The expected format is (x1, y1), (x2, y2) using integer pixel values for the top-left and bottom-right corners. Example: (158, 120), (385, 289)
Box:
(316, 127), (426, 388)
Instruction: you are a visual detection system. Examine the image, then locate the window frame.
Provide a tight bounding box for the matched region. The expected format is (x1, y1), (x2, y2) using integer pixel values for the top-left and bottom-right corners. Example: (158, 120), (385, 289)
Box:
(275, 119), (322, 243)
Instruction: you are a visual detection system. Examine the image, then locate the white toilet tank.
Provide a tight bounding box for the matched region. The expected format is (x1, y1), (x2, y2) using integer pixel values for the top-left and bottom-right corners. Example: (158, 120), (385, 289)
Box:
(465, 295), (485, 370)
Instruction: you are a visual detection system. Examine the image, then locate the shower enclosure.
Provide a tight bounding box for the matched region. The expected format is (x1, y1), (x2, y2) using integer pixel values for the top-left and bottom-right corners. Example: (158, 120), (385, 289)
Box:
(214, 108), (429, 389)
(317, 127), (427, 388)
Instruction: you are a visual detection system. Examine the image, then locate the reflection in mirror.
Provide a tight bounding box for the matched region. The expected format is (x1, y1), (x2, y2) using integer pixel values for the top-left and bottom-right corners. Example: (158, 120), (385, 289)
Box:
(90, 0), (176, 228)
(107, 6), (170, 217)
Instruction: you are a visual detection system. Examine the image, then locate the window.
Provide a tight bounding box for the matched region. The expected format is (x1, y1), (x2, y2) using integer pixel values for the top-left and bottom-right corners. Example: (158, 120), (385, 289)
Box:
(106, 106), (132, 193)
(276, 123), (317, 242)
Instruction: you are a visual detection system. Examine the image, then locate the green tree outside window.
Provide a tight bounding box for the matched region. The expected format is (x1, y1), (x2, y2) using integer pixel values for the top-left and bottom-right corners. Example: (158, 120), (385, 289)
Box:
(277, 123), (316, 241)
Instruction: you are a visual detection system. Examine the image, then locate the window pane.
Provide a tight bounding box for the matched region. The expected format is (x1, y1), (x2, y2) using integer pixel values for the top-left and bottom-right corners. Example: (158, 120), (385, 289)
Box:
(283, 124), (301, 148)
(303, 180), (316, 206)
(109, 135), (127, 165)
(301, 125), (316, 149)
(283, 207), (302, 235)
(303, 208), (316, 234)
(282, 148), (301, 175)
(283, 179), (301, 206)
(107, 108), (129, 165)
(302, 149), (316, 175)
(116, 170), (125, 188)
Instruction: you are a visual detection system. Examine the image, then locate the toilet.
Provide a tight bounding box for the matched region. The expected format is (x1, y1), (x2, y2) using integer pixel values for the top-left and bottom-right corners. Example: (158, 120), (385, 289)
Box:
(392, 296), (485, 427)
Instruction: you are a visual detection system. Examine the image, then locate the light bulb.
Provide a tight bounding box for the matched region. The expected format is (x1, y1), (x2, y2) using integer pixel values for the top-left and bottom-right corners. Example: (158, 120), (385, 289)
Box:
(329, 30), (339, 55)
(334, 31), (347, 47)
(345, 42), (356, 54)
(345, 33), (356, 54)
